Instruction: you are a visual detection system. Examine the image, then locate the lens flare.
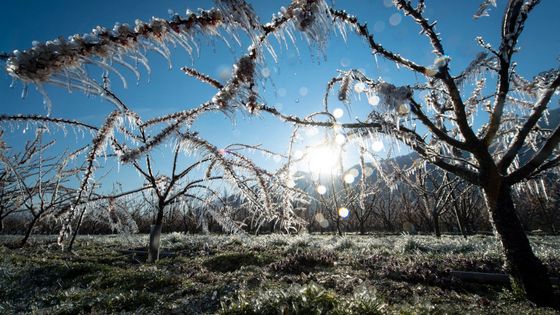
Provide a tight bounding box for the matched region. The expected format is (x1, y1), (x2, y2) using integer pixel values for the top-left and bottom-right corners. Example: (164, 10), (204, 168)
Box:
(343, 173), (355, 184)
(333, 108), (344, 119)
(354, 82), (366, 93)
(372, 140), (384, 152)
(367, 93), (380, 106)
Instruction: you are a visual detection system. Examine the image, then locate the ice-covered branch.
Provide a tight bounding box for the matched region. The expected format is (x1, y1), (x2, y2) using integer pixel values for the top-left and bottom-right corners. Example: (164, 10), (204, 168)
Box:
(474, 0), (498, 19)
(58, 110), (123, 247)
(507, 123), (560, 184)
(483, 0), (540, 145)
(408, 98), (469, 150)
(0, 114), (98, 131)
(181, 67), (224, 89)
(331, 9), (429, 75)
(4, 4), (262, 107)
(393, 0), (445, 56)
(499, 72), (560, 172)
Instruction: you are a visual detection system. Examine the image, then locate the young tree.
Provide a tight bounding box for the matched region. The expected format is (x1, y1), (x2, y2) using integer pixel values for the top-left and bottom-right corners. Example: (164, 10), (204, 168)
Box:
(113, 142), (232, 262)
(0, 140), (26, 233)
(352, 146), (379, 235)
(398, 167), (461, 237)
(0, 128), (84, 246)
(2, 0), (558, 307)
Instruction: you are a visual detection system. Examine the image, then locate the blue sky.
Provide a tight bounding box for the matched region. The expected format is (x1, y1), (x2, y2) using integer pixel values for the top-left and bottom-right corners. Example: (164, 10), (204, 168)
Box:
(1, 0), (559, 191)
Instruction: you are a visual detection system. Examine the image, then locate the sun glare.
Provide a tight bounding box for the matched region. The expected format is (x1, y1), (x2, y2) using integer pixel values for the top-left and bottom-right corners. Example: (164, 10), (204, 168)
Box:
(305, 145), (340, 175)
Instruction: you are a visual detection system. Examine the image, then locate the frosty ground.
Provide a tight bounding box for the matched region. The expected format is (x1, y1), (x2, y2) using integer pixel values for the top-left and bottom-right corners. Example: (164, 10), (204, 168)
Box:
(1, 233), (559, 314)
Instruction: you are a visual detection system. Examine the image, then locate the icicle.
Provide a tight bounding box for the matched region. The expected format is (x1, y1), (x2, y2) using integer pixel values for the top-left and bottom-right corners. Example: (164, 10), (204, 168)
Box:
(21, 83), (28, 99)
(113, 56), (141, 83)
(540, 178), (548, 199)
(35, 83), (52, 115)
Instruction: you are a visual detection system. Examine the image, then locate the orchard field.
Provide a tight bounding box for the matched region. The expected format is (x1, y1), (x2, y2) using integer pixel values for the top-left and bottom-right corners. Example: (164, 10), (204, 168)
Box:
(1, 233), (559, 314)
(2, 0), (560, 312)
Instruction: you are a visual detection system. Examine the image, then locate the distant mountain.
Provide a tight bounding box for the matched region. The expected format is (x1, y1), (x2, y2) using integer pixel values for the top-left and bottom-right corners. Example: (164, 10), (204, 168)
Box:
(294, 108), (560, 192)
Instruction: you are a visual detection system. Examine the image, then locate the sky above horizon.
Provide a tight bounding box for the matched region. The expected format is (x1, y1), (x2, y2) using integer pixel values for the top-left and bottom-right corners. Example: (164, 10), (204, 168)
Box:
(1, 0), (559, 192)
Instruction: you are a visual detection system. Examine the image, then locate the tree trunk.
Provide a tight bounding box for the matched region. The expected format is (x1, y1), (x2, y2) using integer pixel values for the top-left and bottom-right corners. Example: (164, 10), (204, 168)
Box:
(484, 184), (557, 308)
(147, 206), (164, 263)
(147, 223), (162, 263)
(432, 210), (441, 238)
(0, 217), (4, 234)
(453, 203), (468, 239)
(20, 215), (39, 247)
(359, 220), (366, 235)
(336, 218), (343, 236)
(67, 207), (87, 252)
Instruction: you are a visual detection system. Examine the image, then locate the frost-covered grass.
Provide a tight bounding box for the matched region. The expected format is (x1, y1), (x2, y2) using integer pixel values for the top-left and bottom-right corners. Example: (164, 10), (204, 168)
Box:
(1, 233), (559, 314)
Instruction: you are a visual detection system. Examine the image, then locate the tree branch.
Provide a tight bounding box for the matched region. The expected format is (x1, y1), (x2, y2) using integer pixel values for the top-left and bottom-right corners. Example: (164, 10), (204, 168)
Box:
(393, 0), (445, 56)
(409, 98), (469, 150)
(498, 73), (560, 172)
(507, 123), (560, 184)
(331, 9), (429, 75)
(483, 0), (539, 145)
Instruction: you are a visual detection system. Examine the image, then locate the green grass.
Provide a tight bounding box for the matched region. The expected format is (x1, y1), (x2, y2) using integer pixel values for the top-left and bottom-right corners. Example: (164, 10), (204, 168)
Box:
(1, 233), (559, 314)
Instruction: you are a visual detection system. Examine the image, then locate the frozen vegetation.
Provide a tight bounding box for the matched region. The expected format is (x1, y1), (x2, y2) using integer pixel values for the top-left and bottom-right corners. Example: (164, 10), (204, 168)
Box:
(1, 233), (559, 314)
(1, 0), (559, 311)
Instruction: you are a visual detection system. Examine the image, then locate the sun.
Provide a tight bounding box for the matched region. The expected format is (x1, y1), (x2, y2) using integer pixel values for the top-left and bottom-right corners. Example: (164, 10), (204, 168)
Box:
(304, 145), (340, 175)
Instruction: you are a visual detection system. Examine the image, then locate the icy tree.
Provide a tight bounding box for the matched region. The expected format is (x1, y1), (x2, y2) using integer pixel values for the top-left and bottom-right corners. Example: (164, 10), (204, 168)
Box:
(0, 134), (25, 233)
(1, 2), (306, 253)
(0, 127), (86, 246)
(110, 137), (288, 262)
(2, 0), (559, 307)
(398, 167), (462, 237)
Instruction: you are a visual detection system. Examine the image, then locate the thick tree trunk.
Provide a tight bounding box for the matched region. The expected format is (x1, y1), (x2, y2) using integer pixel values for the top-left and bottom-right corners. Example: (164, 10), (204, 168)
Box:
(147, 206), (164, 263)
(484, 184), (557, 308)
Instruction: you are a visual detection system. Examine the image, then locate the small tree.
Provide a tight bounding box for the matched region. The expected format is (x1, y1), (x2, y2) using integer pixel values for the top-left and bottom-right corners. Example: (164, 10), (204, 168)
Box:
(397, 167), (461, 237)
(0, 127), (84, 246)
(115, 142), (233, 262)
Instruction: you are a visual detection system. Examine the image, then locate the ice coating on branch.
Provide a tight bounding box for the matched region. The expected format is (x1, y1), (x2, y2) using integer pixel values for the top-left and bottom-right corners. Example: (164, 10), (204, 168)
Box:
(86, 198), (139, 234)
(433, 55), (451, 69)
(274, 0), (333, 53)
(58, 110), (127, 246)
(6, 11), (224, 82)
(517, 69), (560, 96)
(212, 55), (257, 111)
(329, 70), (412, 115)
(214, 0), (261, 41)
(474, 0), (497, 19)
(4, 6), (259, 107)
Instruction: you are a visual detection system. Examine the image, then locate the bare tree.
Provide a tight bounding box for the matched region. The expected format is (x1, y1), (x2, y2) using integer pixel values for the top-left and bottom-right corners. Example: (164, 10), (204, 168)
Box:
(0, 128), (84, 246)
(398, 167), (461, 237)
(515, 175), (560, 234)
(115, 143), (231, 262)
(0, 140), (27, 233)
